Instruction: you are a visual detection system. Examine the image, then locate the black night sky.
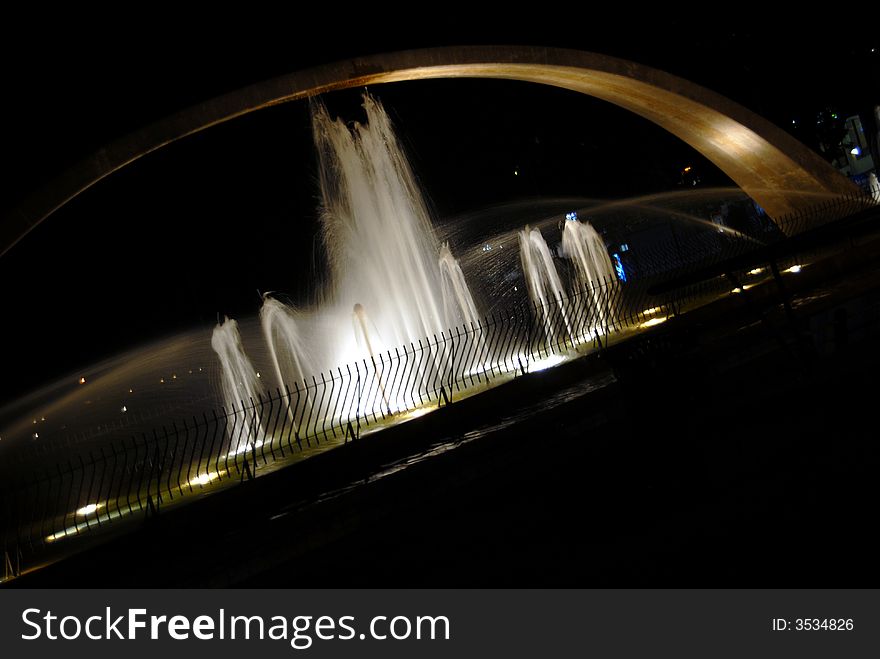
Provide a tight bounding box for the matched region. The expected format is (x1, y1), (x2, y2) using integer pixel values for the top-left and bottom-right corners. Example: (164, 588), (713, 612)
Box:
(0, 13), (877, 403)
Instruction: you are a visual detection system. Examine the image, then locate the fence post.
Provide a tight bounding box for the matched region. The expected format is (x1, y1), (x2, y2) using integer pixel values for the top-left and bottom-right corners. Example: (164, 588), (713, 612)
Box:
(151, 429), (163, 515)
(448, 330), (456, 401)
(4, 544), (20, 580)
(769, 258), (796, 326)
(438, 386), (451, 408)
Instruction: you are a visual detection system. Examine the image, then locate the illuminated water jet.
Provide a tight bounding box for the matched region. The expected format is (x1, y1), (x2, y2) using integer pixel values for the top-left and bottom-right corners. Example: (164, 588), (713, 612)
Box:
(561, 220), (615, 331)
(439, 242), (481, 330)
(261, 297), (315, 395)
(211, 317), (264, 451)
(519, 226), (573, 343)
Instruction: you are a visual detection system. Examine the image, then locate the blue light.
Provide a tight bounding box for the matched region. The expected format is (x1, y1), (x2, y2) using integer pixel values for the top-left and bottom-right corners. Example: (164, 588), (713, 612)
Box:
(619, 243), (629, 252)
(565, 211), (578, 221)
(612, 253), (627, 282)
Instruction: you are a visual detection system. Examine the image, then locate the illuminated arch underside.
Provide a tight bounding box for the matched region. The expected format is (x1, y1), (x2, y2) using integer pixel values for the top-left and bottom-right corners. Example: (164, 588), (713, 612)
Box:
(1, 46), (856, 256)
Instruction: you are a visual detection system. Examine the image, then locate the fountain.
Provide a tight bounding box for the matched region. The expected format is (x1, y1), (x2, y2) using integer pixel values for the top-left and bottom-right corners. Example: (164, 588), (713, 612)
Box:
(312, 94), (466, 360)
(439, 242), (482, 331)
(211, 92), (481, 433)
(209, 95), (625, 446)
(518, 226), (573, 344)
(260, 296), (315, 411)
(210, 317), (264, 451)
(561, 219), (615, 332)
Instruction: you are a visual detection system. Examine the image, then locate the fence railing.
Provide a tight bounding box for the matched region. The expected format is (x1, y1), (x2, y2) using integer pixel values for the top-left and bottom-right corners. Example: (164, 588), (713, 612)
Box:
(0, 272), (692, 573)
(2, 185), (878, 580)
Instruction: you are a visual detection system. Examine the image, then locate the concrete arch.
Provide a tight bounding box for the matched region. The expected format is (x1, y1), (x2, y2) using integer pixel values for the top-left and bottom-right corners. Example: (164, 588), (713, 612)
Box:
(1, 46), (857, 256)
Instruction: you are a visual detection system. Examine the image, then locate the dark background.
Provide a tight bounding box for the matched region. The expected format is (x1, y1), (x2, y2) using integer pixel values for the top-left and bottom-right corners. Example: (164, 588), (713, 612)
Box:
(0, 12), (877, 402)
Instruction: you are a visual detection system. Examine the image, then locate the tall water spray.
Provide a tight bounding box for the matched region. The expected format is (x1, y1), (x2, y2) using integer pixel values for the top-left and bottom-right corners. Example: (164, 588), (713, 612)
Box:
(211, 317), (264, 451)
(312, 94), (475, 362)
(213, 92), (480, 431)
(519, 226), (573, 343)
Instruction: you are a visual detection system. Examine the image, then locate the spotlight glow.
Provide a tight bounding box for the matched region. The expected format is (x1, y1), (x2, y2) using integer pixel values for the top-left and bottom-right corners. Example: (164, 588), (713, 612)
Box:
(530, 354), (567, 372)
(786, 265), (802, 274)
(188, 471), (221, 487)
(76, 503), (101, 516)
(400, 407), (433, 421)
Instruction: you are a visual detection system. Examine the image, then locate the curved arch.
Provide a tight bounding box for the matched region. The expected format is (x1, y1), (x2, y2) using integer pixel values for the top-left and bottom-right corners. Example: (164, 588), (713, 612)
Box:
(0, 46), (857, 256)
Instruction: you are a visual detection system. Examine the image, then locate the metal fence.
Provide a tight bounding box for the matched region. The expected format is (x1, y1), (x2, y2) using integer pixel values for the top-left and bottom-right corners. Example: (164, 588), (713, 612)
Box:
(2, 186), (878, 580)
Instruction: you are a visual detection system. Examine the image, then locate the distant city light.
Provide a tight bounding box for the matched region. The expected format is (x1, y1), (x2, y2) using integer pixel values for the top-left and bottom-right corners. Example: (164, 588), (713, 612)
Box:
(786, 264), (802, 274)
(748, 267), (765, 275)
(78, 377), (86, 385)
(514, 169), (519, 176)
(121, 405), (127, 413)
(683, 166), (692, 172)
(731, 287), (743, 294)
